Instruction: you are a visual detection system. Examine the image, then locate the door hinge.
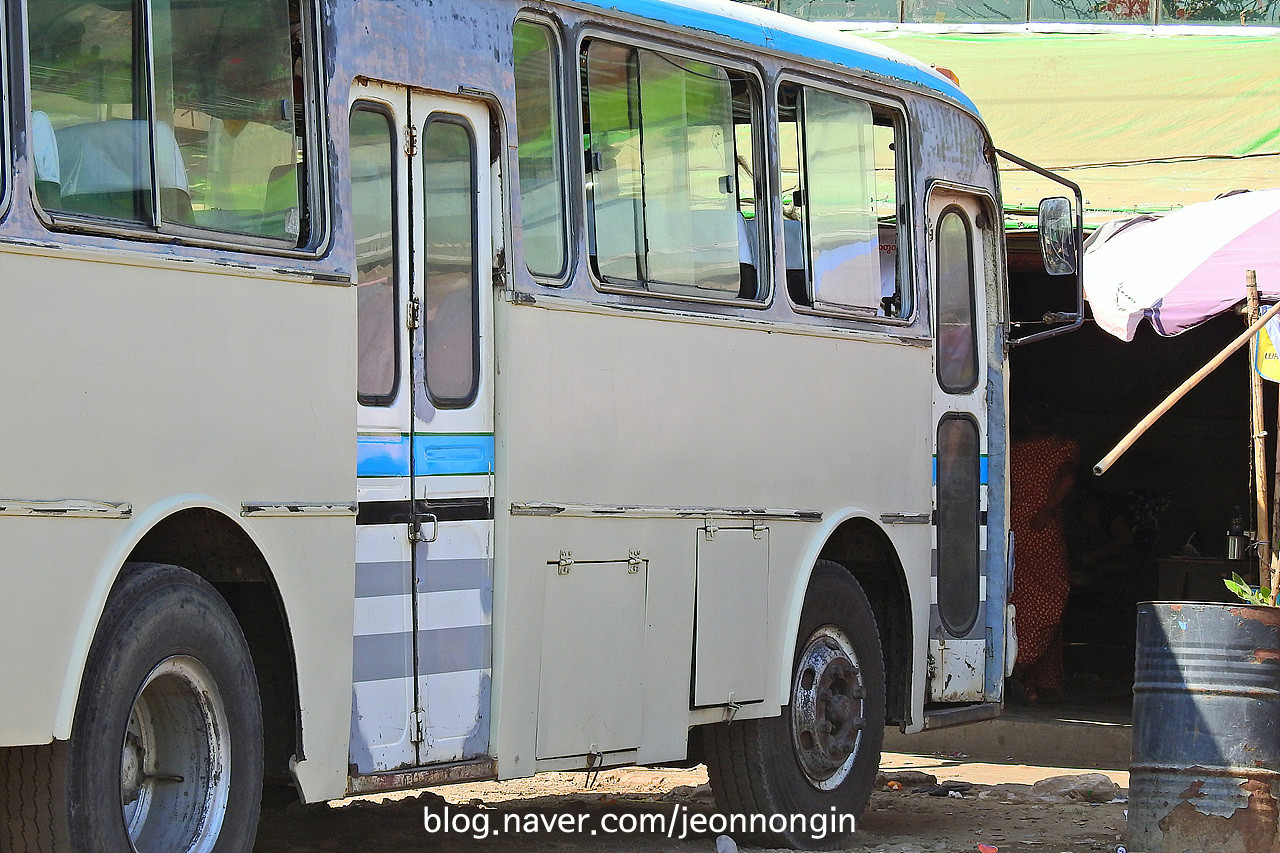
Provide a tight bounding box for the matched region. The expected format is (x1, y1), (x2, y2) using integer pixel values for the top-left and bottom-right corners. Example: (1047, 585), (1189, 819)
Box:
(404, 124), (418, 157)
(410, 708), (425, 744)
(493, 246), (507, 289)
(557, 550), (573, 575)
(627, 549), (642, 573)
(406, 297), (421, 330)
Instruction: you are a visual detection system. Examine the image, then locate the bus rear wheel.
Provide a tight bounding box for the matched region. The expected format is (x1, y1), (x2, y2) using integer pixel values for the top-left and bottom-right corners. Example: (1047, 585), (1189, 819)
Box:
(704, 560), (885, 850)
(1, 562), (263, 853)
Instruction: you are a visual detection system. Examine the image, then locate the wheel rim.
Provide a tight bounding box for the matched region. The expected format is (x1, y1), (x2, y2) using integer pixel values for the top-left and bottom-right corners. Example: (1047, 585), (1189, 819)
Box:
(790, 625), (866, 791)
(120, 656), (231, 853)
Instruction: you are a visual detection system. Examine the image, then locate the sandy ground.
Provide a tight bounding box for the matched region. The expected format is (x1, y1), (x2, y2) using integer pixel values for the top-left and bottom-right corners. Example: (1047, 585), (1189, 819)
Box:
(253, 752), (1129, 853)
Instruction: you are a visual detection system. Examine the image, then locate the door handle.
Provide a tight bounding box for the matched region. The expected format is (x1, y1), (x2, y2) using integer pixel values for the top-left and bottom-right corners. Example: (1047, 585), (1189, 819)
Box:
(411, 513), (438, 543)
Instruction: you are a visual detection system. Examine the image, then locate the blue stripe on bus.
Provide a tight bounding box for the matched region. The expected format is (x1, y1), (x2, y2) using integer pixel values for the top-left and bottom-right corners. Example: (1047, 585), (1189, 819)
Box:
(587, 0), (978, 115)
(932, 455), (990, 486)
(357, 434), (494, 478)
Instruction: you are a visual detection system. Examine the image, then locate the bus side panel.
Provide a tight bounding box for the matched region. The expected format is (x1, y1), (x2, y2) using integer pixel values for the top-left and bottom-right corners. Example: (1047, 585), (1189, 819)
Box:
(493, 298), (932, 770)
(0, 247), (356, 800)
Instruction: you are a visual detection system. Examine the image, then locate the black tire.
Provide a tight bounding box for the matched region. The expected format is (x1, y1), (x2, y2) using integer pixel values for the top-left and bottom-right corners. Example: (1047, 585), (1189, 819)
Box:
(1, 562), (263, 853)
(704, 559), (886, 850)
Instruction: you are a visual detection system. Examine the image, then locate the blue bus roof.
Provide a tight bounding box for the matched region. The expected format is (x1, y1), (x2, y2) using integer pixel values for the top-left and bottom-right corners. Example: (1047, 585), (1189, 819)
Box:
(569, 0), (980, 116)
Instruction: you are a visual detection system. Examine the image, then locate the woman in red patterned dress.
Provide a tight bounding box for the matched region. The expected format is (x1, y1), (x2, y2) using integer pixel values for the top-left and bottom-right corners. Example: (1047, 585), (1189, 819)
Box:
(1009, 405), (1079, 703)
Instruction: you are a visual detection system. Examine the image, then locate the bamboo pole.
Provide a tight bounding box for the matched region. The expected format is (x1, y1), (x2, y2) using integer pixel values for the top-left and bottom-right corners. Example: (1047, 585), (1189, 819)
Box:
(1095, 298), (1280, 477)
(1246, 272), (1271, 588)
(1272, 367), (1280, 602)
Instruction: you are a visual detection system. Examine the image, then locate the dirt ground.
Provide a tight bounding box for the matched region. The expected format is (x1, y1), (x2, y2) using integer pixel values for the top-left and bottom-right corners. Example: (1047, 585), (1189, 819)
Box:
(253, 752), (1129, 853)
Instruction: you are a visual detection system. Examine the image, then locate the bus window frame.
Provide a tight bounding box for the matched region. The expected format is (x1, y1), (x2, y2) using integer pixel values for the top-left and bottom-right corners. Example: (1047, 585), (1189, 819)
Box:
(22, 0), (332, 260)
(514, 13), (573, 288)
(351, 99), (402, 409)
(775, 73), (916, 328)
(420, 111), (481, 411)
(576, 28), (773, 311)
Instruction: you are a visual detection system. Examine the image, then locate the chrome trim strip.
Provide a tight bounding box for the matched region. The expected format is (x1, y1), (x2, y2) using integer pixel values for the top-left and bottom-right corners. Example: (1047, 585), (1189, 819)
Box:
(511, 502), (822, 522)
(240, 502), (358, 518)
(0, 499), (132, 519)
(881, 512), (932, 525)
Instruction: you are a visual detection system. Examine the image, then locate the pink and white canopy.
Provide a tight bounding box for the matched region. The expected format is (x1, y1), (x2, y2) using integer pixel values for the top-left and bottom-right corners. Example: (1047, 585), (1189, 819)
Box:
(1084, 189), (1280, 341)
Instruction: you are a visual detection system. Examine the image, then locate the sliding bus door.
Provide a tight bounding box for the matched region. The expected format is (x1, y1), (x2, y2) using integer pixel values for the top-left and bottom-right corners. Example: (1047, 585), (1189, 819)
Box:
(350, 84), (495, 772)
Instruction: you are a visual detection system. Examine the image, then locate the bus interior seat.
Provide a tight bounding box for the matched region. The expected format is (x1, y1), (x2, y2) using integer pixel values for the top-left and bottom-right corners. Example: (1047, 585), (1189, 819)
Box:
(263, 161), (303, 238)
(783, 217), (808, 305)
(54, 120), (192, 222)
(737, 211), (758, 300)
(31, 111), (61, 208)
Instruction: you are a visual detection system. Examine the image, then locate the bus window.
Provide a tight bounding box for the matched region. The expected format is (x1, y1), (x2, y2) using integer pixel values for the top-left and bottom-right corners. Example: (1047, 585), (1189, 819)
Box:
(159, 0), (303, 239)
(351, 106), (398, 406)
(26, 0), (312, 245)
(28, 1), (151, 222)
(513, 20), (568, 281)
(731, 75), (764, 299)
(584, 40), (761, 301)
(779, 83), (908, 318)
(872, 110), (906, 317)
(805, 88), (879, 313)
(778, 85), (807, 305)
(422, 117), (479, 407)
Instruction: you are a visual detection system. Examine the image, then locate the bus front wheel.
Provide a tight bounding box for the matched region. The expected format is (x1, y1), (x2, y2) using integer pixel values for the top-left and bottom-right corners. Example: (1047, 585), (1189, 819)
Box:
(704, 559), (885, 850)
(1, 562), (263, 853)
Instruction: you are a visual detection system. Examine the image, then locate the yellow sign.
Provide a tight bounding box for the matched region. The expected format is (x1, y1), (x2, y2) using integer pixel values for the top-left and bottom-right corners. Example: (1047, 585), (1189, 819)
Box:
(1257, 317), (1280, 383)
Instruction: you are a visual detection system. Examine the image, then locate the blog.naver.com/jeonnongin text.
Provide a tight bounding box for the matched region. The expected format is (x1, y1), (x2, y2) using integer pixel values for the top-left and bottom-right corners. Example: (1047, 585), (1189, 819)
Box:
(423, 803), (856, 842)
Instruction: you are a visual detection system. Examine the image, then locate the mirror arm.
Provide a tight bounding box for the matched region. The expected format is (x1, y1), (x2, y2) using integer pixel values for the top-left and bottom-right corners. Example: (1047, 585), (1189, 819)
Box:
(994, 148), (1085, 347)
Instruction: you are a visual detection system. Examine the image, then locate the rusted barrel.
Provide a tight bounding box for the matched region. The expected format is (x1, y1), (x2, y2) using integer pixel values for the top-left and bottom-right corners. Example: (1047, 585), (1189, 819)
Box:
(1129, 602), (1280, 853)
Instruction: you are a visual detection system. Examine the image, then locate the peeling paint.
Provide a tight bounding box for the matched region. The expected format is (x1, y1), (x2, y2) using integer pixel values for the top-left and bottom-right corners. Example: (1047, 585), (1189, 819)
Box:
(1157, 780), (1280, 853)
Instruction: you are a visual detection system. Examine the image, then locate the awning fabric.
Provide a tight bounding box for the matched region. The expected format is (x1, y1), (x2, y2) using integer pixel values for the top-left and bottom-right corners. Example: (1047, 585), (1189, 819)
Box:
(848, 30), (1280, 223)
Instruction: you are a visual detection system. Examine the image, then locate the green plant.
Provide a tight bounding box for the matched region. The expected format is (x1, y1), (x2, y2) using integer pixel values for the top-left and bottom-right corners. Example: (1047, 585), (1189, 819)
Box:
(1224, 572), (1271, 605)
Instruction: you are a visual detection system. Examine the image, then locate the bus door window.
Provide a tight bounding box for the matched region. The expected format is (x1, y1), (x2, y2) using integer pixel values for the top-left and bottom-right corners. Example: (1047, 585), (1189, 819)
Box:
(583, 40), (763, 302)
(351, 106), (399, 406)
(937, 414), (982, 637)
(778, 83), (907, 318)
(936, 207), (979, 392)
(421, 118), (479, 408)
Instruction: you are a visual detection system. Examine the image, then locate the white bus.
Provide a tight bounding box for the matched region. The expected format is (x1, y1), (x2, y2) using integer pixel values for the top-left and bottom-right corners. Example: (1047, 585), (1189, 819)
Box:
(0, 0), (1079, 850)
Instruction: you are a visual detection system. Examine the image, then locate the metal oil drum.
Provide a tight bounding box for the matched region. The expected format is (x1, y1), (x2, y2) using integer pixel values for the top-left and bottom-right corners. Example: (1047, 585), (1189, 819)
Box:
(1129, 602), (1280, 853)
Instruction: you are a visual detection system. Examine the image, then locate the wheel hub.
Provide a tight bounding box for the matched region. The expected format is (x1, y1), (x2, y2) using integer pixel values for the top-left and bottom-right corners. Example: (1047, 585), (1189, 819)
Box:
(121, 730), (146, 807)
(791, 627), (866, 790)
(120, 656), (230, 853)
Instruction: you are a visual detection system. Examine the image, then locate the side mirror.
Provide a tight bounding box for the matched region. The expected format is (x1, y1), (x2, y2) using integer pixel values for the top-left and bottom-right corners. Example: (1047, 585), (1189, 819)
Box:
(1039, 196), (1077, 275)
